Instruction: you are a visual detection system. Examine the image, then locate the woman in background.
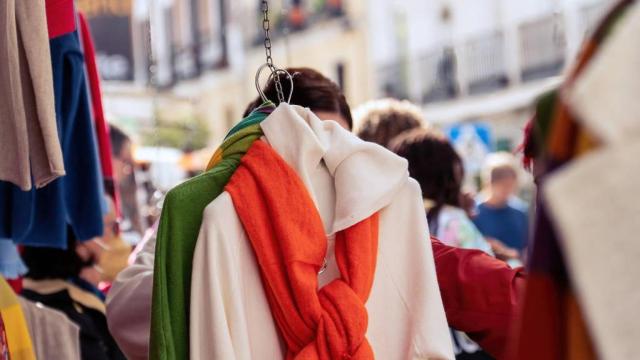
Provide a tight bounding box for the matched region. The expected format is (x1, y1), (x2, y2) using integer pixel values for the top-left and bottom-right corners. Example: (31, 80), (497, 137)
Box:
(390, 129), (492, 254)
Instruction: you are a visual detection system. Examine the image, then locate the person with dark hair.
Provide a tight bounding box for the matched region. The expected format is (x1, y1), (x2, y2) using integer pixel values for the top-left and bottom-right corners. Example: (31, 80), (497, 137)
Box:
(390, 129), (492, 253)
(21, 232), (126, 360)
(109, 124), (143, 238)
(243, 67), (353, 130)
(107, 67), (523, 360)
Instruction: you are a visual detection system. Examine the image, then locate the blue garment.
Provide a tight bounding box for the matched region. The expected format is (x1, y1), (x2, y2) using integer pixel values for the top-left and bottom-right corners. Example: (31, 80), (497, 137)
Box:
(0, 239), (28, 279)
(0, 31), (104, 249)
(473, 202), (529, 251)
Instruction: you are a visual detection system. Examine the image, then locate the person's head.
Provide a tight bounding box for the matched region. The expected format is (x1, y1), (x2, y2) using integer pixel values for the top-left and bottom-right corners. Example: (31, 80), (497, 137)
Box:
(243, 67), (353, 130)
(482, 152), (519, 205)
(110, 125), (132, 161)
(109, 125), (134, 180)
(354, 98), (424, 148)
(390, 128), (464, 210)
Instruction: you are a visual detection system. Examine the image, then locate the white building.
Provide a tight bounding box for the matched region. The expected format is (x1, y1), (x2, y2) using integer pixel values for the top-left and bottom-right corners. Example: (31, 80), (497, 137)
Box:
(365, 0), (612, 148)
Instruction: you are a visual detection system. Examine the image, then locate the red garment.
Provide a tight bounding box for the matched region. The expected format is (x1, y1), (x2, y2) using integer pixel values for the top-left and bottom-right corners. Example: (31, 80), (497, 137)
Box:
(78, 12), (120, 217)
(431, 237), (525, 360)
(226, 140), (378, 360)
(5, 278), (22, 294)
(45, 0), (76, 39)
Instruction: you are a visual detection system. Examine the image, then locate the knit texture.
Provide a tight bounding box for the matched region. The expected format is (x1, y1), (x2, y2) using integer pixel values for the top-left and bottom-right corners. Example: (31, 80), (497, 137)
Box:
(226, 140), (379, 360)
(150, 122), (265, 360)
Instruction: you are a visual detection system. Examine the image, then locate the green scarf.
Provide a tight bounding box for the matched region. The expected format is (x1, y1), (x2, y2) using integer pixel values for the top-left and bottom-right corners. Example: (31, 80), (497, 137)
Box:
(150, 120), (265, 360)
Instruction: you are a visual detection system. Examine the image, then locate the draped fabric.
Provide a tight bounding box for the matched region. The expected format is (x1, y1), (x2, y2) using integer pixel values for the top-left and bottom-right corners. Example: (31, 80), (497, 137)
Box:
(513, 2), (636, 359)
(226, 140), (379, 359)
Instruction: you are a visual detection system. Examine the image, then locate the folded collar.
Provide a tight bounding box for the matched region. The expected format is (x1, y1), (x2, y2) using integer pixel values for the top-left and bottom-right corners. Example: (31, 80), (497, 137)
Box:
(261, 104), (408, 233)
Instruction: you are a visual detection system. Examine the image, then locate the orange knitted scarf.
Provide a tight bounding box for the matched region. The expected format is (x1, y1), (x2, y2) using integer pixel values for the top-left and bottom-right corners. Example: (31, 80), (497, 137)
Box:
(226, 140), (379, 360)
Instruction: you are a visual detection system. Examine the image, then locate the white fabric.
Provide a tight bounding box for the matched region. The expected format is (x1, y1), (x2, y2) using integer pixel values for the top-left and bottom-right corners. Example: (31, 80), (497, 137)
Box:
(566, 3), (640, 144)
(546, 6), (640, 358)
(544, 141), (640, 360)
(106, 229), (156, 360)
(190, 104), (454, 360)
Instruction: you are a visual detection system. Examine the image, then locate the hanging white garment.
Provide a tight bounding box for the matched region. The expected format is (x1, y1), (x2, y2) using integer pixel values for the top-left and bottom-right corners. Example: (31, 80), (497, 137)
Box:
(189, 104), (454, 360)
(565, 2), (640, 145)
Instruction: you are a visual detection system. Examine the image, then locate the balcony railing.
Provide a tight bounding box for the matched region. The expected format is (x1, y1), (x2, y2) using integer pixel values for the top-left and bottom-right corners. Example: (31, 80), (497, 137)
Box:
(378, 60), (409, 100)
(519, 14), (565, 82)
(463, 31), (509, 94)
(419, 48), (458, 103)
(381, 12), (574, 104)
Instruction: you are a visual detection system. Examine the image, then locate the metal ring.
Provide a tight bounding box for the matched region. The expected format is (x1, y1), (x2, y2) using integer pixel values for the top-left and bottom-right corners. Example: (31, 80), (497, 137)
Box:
(254, 63), (271, 103)
(270, 68), (295, 103)
(255, 63), (295, 103)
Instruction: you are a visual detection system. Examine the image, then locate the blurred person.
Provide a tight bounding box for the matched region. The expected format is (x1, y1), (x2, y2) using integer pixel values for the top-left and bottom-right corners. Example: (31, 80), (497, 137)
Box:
(108, 68), (523, 360)
(98, 196), (132, 286)
(110, 125), (144, 241)
(474, 153), (529, 262)
(353, 98), (424, 148)
(21, 233), (126, 360)
(390, 128), (499, 359)
(353, 99), (478, 217)
(390, 129), (493, 254)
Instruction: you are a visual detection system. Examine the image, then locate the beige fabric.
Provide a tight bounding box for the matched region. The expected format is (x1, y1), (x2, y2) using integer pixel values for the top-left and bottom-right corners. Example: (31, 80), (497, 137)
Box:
(190, 104), (454, 359)
(547, 7), (640, 358)
(0, 0), (64, 190)
(544, 141), (640, 360)
(107, 229), (156, 360)
(0, 0), (30, 189)
(566, 3), (640, 144)
(19, 297), (81, 360)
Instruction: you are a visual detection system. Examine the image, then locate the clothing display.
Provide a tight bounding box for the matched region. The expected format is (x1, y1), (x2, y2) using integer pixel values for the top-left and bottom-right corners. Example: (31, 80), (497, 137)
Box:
(542, 4), (640, 359)
(147, 106), (271, 360)
(78, 11), (120, 215)
(513, 2), (636, 359)
(190, 104), (453, 359)
(21, 279), (125, 360)
(0, 277), (36, 360)
(226, 140), (381, 359)
(108, 202), (525, 360)
(19, 297), (81, 360)
(0, 0), (64, 191)
(0, 15), (105, 248)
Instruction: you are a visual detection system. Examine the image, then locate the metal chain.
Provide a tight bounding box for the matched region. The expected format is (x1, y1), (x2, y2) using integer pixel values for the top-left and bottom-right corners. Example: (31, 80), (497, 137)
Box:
(261, 0), (285, 103)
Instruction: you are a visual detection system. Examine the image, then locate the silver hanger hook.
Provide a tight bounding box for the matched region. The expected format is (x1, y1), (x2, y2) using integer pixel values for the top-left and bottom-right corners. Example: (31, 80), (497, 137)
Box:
(255, 63), (271, 103)
(271, 68), (295, 103)
(255, 63), (295, 104)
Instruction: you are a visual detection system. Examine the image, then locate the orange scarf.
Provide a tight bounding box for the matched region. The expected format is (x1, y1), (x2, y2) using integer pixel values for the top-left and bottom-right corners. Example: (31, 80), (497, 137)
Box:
(226, 140), (379, 360)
